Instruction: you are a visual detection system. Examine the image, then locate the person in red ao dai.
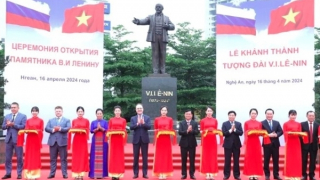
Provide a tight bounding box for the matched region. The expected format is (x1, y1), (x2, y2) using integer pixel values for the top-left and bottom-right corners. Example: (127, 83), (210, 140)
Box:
(153, 106), (175, 179)
(20, 106), (44, 180)
(243, 108), (263, 180)
(108, 106), (127, 180)
(200, 106), (220, 180)
(283, 110), (304, 180)
(70, 106), (90, 180)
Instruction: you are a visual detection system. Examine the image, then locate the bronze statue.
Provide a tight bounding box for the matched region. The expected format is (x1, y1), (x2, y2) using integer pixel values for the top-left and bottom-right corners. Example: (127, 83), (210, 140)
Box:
(132, 4), (175, 74)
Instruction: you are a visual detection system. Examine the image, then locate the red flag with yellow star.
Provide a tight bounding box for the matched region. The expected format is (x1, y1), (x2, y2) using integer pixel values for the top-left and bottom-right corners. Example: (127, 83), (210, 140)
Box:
(268, 0), (314, 34)
(62, 3), (104, 33)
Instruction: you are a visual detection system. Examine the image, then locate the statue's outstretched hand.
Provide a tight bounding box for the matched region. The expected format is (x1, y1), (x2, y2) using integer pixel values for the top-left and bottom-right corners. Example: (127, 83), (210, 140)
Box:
(132, 18), (139, 24)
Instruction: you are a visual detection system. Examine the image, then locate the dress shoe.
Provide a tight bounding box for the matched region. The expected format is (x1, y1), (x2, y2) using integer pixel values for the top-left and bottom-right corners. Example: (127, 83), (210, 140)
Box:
(235, 177), (241, 180)
(265, 176), (270, 180)
(190, 175), (196, 179)
(1, 175), (11, 179)
(223, 177), (229, 180)
(302, 177), (307, 180)
(310, 177), (316, 180)
(133, 174), (138, 179)
(17, 175), (22, 179)
(274, 177), (282, 180)
(47, 175), (55, 179)
(181, 175), (187, 179)
(143, 175), (149, 179)
(63, 175), (68, 179)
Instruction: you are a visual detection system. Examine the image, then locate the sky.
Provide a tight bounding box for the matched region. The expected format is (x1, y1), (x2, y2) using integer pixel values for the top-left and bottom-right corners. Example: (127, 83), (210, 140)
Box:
(105, 0), (208, 48)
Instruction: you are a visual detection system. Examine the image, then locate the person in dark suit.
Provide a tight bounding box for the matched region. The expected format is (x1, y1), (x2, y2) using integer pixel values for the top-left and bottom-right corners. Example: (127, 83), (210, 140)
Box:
(45, 106), (71, 179)
(132, 3), (175, 74)
(178, 109), (199, 180)
(1, 102), (27, 179)
(301, 111), (319, 180)
(130, 103), (151, 179)
(222, 110), (243, 180)
(261, 108), (283, 180)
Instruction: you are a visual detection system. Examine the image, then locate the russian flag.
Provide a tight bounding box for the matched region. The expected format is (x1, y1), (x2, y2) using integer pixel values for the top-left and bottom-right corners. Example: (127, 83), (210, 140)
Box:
(216, 4), (256, 35)
(6, 0), (50, 31)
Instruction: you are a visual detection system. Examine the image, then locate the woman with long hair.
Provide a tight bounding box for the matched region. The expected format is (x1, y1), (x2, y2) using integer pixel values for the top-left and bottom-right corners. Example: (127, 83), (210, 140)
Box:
(70, 106), (90, 179)
(200, 106), (221, 180)
(283, 110), (305, 179)
(107, 106), (127, 180)
(19, 106), (44, 180)
(153, 106), (175, 179)
(243, 108), (264, 180)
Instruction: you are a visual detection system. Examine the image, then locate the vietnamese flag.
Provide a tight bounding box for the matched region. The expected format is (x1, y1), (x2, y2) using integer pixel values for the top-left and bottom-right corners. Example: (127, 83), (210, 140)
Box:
(268, 0), (314, 34)
(62, 3), (104, 33)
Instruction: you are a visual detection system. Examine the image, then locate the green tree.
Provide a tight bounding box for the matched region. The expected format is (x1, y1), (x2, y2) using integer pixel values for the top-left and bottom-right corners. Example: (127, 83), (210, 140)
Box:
(103, 25), (152, 120)
(314, 27), (320, 123)
(0, 42), (10, 134)
(167, 22), (216, 120)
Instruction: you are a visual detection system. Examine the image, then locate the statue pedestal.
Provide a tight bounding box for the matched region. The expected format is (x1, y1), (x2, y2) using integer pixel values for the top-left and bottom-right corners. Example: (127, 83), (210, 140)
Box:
(142, 74), (177, 143)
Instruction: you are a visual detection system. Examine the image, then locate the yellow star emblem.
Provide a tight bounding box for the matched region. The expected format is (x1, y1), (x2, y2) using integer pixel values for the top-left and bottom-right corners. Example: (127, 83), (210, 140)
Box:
(282, 8), (300, 26)
(76, 11), (92, 26)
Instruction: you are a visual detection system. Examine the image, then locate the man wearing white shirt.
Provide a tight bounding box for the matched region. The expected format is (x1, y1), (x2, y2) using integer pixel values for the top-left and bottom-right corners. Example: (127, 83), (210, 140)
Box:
(301, 111), (319, 180)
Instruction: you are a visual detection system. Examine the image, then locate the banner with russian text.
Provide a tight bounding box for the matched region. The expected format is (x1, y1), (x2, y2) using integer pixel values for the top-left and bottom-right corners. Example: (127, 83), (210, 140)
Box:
(4, 0), (104, 143)
(216, 0), (314, 145)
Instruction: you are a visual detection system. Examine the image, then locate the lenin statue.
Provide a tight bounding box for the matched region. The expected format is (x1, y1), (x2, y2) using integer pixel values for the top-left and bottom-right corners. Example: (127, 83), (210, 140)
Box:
(132, 4), (175, 74)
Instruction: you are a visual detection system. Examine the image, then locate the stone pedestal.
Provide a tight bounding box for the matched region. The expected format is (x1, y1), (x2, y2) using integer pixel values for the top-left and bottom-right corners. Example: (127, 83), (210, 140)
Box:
(141, 74), (177, 143)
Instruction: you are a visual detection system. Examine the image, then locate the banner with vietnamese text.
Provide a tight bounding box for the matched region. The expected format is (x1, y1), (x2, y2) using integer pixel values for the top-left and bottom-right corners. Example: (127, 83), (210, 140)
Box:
(216, 0), (314, 145)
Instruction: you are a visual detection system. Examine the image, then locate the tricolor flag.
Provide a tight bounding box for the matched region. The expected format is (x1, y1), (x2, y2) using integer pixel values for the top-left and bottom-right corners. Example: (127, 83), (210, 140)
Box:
(216, 4), (256, 35)
(6, 0), (50, 31)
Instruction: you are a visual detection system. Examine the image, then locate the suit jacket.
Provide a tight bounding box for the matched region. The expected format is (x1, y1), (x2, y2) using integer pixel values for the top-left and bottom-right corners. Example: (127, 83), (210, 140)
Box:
(1, 112), (27, 143)
(300, 121), (319, 151)
(130, 114), (151, 144)
(138, 14), (175, 43)
(178, 120), (199, 148)
(261, 119), (283, 147)
(45, 117), (71, 146)
(221, 120), (243, 149)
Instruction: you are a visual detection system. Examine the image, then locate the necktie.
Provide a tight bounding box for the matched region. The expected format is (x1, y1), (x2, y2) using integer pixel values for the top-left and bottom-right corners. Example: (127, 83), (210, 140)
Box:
(12, 114), (16, 122)
(269, 121), (272, 130)
(310, 122), (313, 143)
(57, 117), (60, 125)
(187, 121), (190, 126)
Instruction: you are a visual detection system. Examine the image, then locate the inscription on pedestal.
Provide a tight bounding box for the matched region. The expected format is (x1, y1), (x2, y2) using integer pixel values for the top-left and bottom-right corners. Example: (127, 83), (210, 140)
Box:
(142, 76), (177, 125)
